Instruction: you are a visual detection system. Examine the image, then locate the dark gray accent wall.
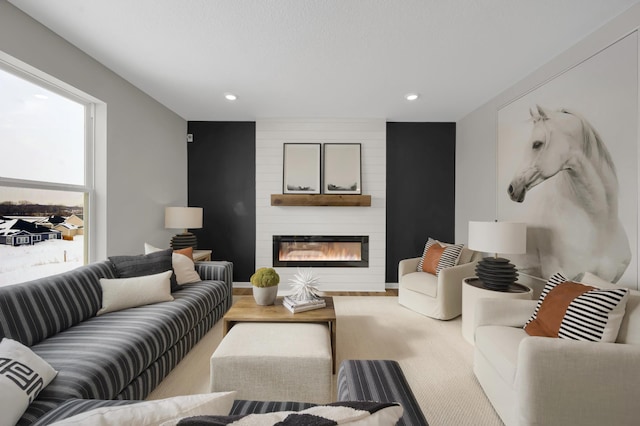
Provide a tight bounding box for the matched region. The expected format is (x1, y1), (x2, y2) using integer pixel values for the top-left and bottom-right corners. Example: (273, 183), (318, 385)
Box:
(187, 122), (256, 282)
(386, 122), (456, 282)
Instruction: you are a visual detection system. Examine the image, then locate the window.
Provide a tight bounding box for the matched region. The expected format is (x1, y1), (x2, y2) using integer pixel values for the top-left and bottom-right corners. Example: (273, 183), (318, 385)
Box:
(0, 64), (93, 286)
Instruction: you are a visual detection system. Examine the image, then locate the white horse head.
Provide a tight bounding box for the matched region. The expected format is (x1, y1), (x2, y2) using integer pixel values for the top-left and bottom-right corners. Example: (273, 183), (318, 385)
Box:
(508, 105), (616, 203)
(507, 105), (630, 283)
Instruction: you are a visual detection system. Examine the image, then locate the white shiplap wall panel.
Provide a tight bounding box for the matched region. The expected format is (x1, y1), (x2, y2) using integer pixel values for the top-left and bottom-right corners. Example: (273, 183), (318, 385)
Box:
(256, 118), (386, 292)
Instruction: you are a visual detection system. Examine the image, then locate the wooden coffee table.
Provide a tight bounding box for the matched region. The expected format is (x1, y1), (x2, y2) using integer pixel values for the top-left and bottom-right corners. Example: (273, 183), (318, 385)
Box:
(223, 296), (337, 372)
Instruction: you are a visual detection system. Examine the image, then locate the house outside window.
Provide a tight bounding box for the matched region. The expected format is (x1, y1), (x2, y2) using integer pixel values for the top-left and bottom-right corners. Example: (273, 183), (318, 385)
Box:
(0, 63), (94, 287)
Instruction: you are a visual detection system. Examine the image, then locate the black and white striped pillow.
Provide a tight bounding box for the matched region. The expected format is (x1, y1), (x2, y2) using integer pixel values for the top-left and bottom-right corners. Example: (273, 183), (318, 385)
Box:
(524, 272), (629, 342)
(177, 401), (403, 426)
(416, 238), (464, 275)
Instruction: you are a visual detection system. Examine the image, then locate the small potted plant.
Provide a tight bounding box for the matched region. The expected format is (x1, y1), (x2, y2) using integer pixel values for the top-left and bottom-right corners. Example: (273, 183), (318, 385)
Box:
(250, 267), (280, 305)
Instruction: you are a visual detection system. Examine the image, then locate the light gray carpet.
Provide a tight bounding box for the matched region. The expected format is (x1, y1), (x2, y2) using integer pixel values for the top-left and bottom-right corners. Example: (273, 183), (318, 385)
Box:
(333, 296), (502, 426)
(148, 295), (503, 425)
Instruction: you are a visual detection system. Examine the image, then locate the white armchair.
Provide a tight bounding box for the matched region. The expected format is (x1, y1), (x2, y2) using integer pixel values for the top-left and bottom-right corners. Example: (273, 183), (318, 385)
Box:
(473, 276), (640, 426)
(398, 247), (481, 320)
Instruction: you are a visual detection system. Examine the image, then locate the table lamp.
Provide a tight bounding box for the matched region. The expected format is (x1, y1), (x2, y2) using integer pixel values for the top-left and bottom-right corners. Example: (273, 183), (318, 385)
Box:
(468, 221), (527, 291)
(165, 206), (203, 250)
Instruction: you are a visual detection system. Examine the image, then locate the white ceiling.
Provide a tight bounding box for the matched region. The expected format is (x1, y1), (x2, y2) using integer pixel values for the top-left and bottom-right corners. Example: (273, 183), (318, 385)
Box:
(9, 0), (640, 122)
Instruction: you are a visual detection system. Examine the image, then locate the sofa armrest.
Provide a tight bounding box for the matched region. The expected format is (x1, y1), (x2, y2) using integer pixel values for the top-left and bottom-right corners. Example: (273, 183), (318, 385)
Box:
(195, 261), (233, 308)
(398, 257), (420, 279)
(474, 298), (537, 330)
(515, 337), (640, 425)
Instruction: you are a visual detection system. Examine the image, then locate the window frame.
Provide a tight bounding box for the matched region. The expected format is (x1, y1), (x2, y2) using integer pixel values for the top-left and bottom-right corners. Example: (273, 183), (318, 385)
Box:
(0, 59), (95, 265)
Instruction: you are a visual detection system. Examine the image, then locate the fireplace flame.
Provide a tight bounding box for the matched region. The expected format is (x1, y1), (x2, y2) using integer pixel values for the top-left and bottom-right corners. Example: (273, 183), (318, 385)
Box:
(279, 242), (361, 261)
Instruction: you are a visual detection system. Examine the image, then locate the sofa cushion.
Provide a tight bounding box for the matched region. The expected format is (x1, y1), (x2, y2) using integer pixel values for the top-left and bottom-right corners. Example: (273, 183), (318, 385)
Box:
(0, 261), (114, 347)
(417, 238), (463, 274)
(47, 392), (236, 426)
(97, 270), (174, 315)
(145, 243), (201, 285)
(22, 279), (230, 423)
(399, 271), (438, 297)
(176, 401), (403, 426)
(0, 338), (58, 426)
(475, 325), (527, 386)
(524, 272), (629, 342)
(109, 249), (178, 291)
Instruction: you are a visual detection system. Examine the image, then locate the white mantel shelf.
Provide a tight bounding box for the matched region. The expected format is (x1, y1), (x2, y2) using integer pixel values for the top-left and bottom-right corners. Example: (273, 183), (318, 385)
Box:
(270, 194), (372, 207)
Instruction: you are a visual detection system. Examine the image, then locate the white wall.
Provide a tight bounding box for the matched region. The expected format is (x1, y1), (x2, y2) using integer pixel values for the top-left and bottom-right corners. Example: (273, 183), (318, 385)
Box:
(457, 4), (640, 290)
(255, 119), (386, 292)
(0, 2), (188, 259)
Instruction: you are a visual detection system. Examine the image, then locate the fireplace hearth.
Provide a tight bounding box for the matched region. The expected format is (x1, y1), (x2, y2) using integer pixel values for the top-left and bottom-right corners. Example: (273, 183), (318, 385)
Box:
(273, 235), (369, 267)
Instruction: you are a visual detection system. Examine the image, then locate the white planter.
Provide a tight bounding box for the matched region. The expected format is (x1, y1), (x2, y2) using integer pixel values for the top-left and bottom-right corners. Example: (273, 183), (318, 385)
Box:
(252, 286), (278, 305)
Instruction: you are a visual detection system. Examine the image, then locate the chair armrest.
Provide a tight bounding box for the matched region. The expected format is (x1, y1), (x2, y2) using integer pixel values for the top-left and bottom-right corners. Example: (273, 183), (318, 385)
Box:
(515, 337), (640, 425)
(435, 261), (478, 306)
(474, 298), (537, 329)
(398, 257), (420, 279)
(438, 261), (478, 289)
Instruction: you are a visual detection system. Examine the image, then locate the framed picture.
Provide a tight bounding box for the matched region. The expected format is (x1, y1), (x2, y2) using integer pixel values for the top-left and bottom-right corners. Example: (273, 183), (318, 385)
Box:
(282, 143), (321, 194)
(497, 32), (637, 287)
(323, 143), (361, 194)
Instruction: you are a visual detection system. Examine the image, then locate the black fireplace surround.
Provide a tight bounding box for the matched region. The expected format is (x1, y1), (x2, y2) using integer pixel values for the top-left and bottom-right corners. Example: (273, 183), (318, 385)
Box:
(273, 235), (369, 267)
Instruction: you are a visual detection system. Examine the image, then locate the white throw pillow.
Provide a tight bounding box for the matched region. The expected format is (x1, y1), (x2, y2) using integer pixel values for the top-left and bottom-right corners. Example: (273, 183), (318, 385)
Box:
(174, 401), (403, 426)
(145, 243), (201, 285)
(49, 392), (237, 426)
(97, 270), (174, 316)
(0, 338), (58, 426)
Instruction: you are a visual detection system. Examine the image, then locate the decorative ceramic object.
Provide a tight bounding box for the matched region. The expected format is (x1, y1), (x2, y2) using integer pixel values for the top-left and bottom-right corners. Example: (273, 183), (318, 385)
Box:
(288, 267), (321, 302)
(250, 267), (280, 305)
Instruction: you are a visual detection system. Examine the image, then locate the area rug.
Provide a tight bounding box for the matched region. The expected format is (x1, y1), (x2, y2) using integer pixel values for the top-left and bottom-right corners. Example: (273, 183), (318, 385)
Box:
(333, 296), (502, 426)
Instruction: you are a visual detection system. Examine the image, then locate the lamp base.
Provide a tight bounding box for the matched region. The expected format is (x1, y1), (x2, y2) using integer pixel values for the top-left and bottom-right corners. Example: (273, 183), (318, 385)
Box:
(475, 257), (519, 291)
(170, 232), (198, 250)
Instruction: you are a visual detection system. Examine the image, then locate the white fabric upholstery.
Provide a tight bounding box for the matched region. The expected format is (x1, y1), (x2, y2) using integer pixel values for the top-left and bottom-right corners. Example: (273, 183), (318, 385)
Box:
(473, 286), (640, 426)
(210, 322), (332, 404)
(398, 247), (481, 320)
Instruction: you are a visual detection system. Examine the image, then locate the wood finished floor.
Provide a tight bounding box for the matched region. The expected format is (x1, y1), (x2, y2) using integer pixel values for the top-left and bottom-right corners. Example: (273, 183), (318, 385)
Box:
(233, 288), (398, 296)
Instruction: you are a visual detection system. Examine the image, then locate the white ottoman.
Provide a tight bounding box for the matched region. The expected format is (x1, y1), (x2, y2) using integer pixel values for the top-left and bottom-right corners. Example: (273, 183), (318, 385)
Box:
(210, 322), (332, 403)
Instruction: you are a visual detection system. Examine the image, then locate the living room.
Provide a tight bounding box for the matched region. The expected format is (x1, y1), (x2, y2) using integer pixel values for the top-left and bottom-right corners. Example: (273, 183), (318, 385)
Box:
(2, 1), (640, 425)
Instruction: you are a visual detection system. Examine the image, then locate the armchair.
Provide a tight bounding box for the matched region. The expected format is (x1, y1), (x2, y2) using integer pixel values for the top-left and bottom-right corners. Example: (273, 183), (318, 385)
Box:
(473, 277), (640, 426)
(398, 247), (481, 320)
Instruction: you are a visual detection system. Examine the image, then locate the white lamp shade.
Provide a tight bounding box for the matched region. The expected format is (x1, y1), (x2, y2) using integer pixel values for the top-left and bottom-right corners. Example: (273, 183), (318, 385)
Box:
(165, 207), (203, 229)
(468, 221), (526, 255)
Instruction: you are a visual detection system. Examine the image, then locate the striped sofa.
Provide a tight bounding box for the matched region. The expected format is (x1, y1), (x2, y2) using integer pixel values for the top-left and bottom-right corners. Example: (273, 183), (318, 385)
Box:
(30, 359), (428, 425)
(0, 260), (233, 426)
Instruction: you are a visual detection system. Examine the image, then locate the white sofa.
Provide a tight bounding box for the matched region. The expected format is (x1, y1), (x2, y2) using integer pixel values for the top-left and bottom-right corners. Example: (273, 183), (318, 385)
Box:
(398, 247), (481, 320)
(473, 273), (640, 426)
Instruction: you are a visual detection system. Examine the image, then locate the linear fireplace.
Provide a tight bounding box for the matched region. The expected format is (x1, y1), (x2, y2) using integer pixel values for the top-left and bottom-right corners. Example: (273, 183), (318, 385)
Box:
(273, 235), (369, 267)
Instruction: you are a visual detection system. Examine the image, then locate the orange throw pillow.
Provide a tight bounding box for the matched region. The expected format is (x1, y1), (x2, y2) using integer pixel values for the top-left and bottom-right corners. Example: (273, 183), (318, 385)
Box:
(422, 244), (446, 274)
(174, 246), (194, 261)
(524, 272), (629, 342)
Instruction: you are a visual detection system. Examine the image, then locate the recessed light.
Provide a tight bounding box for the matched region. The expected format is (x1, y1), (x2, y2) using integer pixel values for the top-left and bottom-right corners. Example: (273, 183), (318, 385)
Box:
(405, 93), (419, 101)
(224, 93), (237, 101)
(34, 94), (48, 100)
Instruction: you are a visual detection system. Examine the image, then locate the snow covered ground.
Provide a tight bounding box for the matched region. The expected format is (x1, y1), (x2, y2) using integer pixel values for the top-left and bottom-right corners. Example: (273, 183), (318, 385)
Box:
(0, 236), (84, 287)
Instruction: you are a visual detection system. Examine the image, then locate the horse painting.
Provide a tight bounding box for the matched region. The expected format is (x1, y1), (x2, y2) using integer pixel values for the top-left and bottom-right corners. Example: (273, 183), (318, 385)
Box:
(507, 105), (630, 283)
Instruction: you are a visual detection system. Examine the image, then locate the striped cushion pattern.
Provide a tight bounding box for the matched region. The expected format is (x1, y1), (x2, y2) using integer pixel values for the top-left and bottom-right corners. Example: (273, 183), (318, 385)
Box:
(33, 398), (314, 425)
(525, 272), (629, 342)
(416, 238), (463, 275)
(0, 261), (115, 346)
(18, 280), (230, 425)
(196, 261), (234, 310)
(230, 400), (316, 415)
(337, 359), (428, 426)
(31, 399), (138, 426)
